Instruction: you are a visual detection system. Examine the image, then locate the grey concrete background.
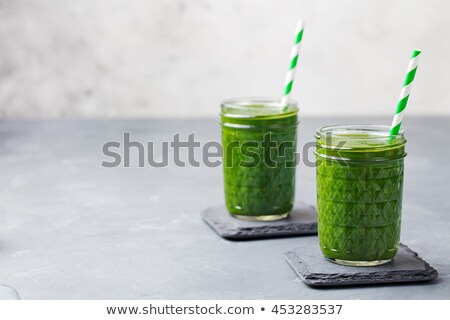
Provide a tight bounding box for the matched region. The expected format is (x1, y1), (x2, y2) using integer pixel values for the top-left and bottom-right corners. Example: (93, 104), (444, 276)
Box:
(0, 117), (448, 299)
(0, 0), (449, 118)
(0, 284), (19, 300)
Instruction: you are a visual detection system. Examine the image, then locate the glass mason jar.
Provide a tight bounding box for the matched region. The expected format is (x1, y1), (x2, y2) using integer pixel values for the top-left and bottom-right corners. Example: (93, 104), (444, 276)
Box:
(315, 125), (407, 266)
(221, 97), (299, 221)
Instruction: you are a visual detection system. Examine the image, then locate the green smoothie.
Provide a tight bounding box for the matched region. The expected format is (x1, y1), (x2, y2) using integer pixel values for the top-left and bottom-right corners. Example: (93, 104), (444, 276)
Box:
(221, 98), (299, 221)
(315, 125), (406, 266)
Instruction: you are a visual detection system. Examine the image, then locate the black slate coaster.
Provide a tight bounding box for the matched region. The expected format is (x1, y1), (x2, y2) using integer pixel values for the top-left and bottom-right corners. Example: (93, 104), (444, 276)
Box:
(285, 241), (438, 287)
(202, 202), (317, 240)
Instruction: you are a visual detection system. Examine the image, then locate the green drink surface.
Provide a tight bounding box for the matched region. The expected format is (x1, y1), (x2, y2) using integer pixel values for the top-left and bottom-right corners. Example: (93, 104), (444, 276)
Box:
(221, 103), (298, 217)
(316, 132), (405, 262)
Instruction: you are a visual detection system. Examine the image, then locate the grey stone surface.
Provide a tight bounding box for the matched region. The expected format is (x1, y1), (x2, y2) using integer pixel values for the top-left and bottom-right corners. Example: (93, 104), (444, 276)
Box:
(0, 117), (449, 299)
(285, 242), (438, 287)
(0, 285), (20, 300)
(202, 202), (317, 240)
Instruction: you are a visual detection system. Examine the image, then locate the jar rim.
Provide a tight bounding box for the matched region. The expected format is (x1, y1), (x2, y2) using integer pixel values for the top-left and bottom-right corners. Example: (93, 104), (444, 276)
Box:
(221, 96), (298, 107)
(315, 124), (406, 151)
(221, 97), (298, 118)
(316, 124), (404, 139)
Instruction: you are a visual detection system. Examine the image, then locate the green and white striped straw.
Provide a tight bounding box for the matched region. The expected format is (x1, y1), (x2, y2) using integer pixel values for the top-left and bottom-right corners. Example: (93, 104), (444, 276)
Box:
(390, 49), (422, 136)
(281, 20), (305, 107)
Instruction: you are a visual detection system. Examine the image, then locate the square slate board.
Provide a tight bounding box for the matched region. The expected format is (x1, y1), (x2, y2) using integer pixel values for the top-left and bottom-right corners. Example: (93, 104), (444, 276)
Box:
(202, 202), (317, 240)
(285, 241), (438, 287)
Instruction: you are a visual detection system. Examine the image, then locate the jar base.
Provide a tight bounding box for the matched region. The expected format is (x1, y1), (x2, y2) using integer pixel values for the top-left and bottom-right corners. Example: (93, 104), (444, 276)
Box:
(325, 257), (392, 267)
(231, 212), (289, 222)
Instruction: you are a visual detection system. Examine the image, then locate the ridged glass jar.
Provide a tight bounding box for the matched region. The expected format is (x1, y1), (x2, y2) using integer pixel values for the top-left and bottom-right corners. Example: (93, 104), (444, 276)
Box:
(315, 125), (407, 266)
(221, 97), (299, 221)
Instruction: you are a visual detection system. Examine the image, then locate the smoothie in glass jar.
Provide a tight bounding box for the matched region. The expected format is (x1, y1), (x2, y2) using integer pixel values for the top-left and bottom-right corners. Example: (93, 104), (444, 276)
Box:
(221, 98), (299, 221)
(315, 125), (406, 266)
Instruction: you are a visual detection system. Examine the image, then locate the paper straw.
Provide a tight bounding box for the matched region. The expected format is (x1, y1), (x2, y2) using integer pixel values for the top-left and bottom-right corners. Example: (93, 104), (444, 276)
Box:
(281, 20), (305, 107)
(390, 49), (422, 135)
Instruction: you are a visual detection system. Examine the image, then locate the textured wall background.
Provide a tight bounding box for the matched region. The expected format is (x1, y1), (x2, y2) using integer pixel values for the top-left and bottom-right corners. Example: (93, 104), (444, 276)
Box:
(0, 0), (448, 118)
